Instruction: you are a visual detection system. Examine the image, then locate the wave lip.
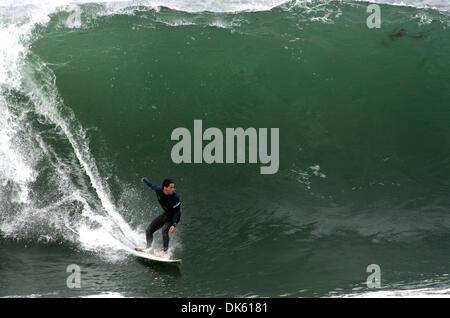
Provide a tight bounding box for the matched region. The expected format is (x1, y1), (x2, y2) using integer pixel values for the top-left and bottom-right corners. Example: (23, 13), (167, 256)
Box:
(102, 0), (292, 13)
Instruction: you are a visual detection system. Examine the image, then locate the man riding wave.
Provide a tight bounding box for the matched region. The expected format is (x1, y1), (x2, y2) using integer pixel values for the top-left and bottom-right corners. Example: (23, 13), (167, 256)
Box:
(135, 177), (181, 258)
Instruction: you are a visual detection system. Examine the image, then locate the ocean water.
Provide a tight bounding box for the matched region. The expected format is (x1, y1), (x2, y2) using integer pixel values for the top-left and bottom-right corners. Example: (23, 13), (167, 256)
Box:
(0, 0), (449, 298)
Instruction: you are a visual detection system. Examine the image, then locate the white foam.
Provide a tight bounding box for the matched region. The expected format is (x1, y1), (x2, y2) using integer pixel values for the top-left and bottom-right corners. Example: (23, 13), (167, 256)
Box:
(0, 2), (67, 207)
(289, 163), (327, 190)
(1, 292), (60, 298)
(0, 0), (144, 260)
(80, 292), (127, 298)
(0, 99), (37, 203)
(336, 287), (450, 298)
(64, 4), (82, 28)
(353, 0), (450, 13)
(145, 0), (289, 13)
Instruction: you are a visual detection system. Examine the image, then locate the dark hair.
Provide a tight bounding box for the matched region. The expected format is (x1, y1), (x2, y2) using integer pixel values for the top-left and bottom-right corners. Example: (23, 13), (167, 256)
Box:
(162, 178), (174, 188)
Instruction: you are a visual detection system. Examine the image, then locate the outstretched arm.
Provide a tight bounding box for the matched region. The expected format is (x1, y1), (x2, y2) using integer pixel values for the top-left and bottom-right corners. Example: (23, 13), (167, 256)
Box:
(141, 177), (162, 191)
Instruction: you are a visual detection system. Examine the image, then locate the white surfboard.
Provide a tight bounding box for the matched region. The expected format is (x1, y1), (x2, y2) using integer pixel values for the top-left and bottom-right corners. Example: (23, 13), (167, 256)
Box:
(130, 248), (182, 264)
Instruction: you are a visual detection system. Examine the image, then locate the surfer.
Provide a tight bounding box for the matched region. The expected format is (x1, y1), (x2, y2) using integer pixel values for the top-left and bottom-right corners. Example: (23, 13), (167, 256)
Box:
(136, 177), (181, 257)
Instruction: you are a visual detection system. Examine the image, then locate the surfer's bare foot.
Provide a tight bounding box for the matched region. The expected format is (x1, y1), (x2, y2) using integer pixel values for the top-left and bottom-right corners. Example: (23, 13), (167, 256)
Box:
(135, 248), (145, 252)
(155, 253), (168, 258)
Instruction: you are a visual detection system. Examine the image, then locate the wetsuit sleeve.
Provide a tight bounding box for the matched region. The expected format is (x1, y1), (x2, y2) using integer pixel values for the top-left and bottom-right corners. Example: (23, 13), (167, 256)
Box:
(143, 178), (162, 192)
(172, 200), (181, 227)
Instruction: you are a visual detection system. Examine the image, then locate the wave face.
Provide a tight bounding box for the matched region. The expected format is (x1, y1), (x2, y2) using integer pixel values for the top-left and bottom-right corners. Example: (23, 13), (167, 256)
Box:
(0, 0), (449, 297)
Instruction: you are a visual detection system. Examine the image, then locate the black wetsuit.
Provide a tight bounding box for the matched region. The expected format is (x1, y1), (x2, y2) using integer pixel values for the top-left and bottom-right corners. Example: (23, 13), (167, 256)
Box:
(143, 178), (181, 252)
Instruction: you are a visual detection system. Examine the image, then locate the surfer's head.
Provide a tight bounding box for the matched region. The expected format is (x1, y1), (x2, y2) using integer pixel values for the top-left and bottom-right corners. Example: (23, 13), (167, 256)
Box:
(162, 178), (175, 195)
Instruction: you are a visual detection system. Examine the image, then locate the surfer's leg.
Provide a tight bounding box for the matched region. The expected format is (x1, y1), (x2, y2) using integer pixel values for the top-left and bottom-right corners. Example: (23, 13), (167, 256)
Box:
(146, 214), (165, 248)
(161, 221), (171, 252)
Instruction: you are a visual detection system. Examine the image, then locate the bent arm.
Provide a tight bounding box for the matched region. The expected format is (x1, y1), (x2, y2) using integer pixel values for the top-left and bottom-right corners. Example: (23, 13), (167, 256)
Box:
(172, 202), (181, 227)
